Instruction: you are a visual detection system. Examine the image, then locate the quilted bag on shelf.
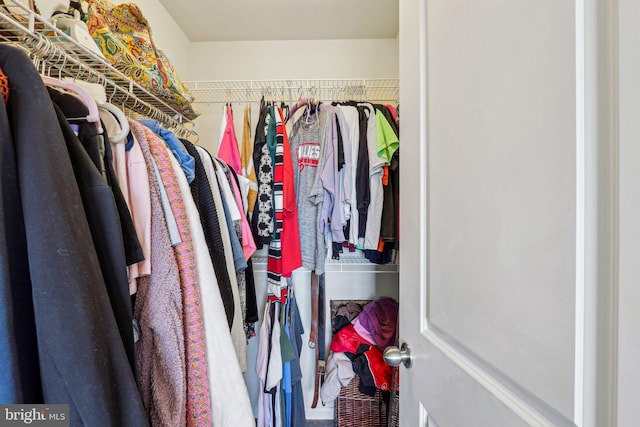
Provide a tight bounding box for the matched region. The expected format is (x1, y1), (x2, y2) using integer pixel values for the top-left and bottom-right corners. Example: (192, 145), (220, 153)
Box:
(85, 0), (198, 119)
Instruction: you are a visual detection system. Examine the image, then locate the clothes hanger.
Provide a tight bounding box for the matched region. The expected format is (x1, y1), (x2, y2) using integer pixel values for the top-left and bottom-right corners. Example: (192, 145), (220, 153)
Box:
(280, 101), (289, 123)
(90, 76), (129, 141)
(288, 96), (309, 119)
(302, 97), (317, 125)
(301, 88), (320, 125)
(99, 101), (129, 141)
(129, 98), (142, 120)
(265, 88), (270, 106)
(42, 75), (103, 133)
(122, 91), (132, 119)
(184, 121), (199, 144)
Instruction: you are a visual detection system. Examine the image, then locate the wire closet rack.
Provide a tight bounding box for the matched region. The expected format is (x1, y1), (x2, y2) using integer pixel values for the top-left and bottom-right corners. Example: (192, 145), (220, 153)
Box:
(0, 0), (197, 138)
(184, 78), (399, 105)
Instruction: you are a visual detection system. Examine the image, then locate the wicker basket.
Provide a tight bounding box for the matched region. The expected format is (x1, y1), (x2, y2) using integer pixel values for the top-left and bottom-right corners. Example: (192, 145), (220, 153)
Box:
(336, 376), (389, 427)
(330, 300), (399, 427)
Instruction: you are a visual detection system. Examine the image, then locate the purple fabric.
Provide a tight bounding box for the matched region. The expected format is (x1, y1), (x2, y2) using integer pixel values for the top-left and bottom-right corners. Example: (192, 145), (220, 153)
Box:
(357, 297), (398, 350)
(352, 318), (375, 345)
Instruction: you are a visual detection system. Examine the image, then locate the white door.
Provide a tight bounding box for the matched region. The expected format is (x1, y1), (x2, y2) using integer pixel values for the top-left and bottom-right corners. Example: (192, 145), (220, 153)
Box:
(397, 0), (616, 426)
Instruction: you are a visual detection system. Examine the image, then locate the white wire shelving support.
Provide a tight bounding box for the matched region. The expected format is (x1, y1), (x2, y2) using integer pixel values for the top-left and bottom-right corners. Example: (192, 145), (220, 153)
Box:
(0, 0), (197, 138)
(184, 78), (399, 105)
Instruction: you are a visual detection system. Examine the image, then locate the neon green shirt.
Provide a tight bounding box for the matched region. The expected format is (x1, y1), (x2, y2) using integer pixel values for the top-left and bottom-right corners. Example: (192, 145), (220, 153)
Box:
(376, 110), (399, 163)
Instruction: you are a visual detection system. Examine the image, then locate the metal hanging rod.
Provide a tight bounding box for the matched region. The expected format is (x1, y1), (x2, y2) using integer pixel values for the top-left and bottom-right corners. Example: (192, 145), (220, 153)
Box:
(0, 0), (197, 139)
(184, 78), (399, 104)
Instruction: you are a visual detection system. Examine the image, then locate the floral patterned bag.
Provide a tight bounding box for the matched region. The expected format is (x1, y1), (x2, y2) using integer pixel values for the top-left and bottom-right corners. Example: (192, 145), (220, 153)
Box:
(85, 0), (198, 119)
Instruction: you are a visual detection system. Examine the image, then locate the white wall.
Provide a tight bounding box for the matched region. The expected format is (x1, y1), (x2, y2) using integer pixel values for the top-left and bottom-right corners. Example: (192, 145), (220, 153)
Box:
(35, 0), (191, 78)
(129, 0), (190, 78)
(188, 38), (399, 153)
(617, 0), (640, 424)
(189, 39), (399, 81)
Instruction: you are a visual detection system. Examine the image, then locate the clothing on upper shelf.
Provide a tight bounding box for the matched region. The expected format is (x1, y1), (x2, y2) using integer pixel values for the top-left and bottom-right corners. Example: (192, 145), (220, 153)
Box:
(251, 99), (400, 270)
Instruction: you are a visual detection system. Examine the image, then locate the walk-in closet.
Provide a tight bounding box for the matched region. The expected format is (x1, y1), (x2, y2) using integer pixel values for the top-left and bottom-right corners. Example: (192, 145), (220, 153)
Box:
(2, 0), (640, 426)
(1, 0), (400, 425)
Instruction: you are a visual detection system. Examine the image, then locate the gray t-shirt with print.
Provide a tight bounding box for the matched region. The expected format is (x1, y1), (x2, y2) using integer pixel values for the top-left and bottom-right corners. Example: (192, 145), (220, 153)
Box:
(289, 114), (326, 273)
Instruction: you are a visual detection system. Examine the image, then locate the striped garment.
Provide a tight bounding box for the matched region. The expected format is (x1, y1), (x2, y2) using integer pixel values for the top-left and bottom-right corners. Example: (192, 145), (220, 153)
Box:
(267, 107), (286, 302)
(133, 122), (212, 426)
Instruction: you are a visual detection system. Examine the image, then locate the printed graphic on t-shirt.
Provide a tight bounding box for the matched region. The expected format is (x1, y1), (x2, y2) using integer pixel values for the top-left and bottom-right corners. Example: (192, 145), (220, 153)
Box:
(297, 142), (320, 171)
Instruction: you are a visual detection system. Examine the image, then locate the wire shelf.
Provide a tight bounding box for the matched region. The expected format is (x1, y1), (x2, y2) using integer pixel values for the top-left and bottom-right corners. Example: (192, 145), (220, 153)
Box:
(184, 78), (399, 105)
(0, 0), (196, 138)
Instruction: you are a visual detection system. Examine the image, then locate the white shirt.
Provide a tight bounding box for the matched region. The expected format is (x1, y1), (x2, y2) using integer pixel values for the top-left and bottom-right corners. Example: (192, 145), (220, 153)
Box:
(337, 105), (361, 245)
(167, 147), (254, 427)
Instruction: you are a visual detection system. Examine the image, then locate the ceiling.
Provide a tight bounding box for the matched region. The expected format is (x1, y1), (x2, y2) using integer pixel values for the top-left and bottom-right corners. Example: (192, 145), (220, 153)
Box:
(157, 0), (399, 42)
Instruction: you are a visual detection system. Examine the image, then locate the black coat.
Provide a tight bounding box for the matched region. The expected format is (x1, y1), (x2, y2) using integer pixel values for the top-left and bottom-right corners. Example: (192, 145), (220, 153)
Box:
(51, 101), (137, 379)
(47, 87), (144, 267)
(0, 45), (148, 426)
(0, 54), (41, 405)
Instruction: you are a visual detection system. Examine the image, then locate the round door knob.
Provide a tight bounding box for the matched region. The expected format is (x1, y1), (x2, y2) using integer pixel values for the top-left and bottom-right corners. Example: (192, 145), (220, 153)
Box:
(383, 340), (413, 369)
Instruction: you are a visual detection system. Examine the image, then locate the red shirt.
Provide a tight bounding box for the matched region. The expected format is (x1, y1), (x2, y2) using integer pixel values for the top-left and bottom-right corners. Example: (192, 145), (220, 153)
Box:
(279, 107), (302, 277)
